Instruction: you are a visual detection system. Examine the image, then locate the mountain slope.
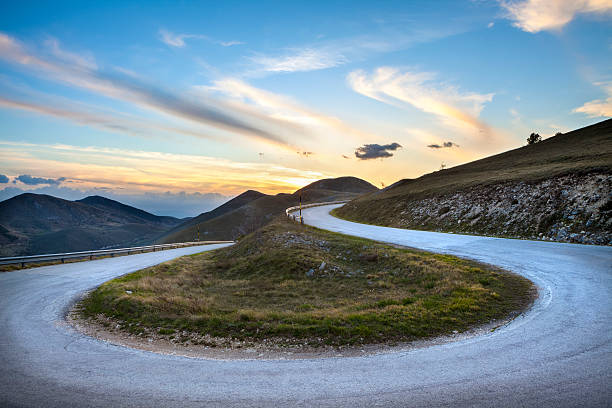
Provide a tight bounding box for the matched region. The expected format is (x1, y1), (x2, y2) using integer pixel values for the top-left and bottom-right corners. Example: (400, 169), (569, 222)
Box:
(158, 190), (265, 241)
(335, 119), (612, 245)
(0, 193), (183, 256)
(158, 176), (378, 243)
(77, 195), (180, 226)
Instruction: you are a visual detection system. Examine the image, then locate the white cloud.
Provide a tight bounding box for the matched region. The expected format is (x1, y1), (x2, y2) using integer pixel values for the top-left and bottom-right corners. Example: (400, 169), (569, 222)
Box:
(347, 67), (494, 133)
(245, 25), (464, 76)
(488, 22), (495, 28)
(159, 29), (243, 48)
(219, 40), (244, 47)
(500, 0), (612, 33)
(159, 29), (195, 47)
(574, 82), (612, 118)
(249, 48), (348, 73)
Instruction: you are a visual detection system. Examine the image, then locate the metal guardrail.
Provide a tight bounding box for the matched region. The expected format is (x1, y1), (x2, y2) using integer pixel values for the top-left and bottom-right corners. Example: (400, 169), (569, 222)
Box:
(285, 200), (349, 220)
(0, 241), (234, 267)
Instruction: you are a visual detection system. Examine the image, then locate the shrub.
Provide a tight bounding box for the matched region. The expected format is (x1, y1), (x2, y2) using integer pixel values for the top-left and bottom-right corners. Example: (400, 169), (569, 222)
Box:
(527, 132), (542, 145)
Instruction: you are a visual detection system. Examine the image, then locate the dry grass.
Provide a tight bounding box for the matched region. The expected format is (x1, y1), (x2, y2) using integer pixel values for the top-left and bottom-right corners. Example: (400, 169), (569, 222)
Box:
(78, 217), (534, 347)
(335, 119), (612, 226)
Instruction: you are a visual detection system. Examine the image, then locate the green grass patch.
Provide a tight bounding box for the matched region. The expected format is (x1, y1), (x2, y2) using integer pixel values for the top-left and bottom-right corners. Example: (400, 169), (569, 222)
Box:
(78, 217), (534, 347)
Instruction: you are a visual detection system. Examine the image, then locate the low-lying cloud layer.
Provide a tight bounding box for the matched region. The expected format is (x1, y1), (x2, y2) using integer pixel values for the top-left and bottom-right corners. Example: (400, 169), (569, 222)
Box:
(355, 142), (402, 160)
(15, 174), (66, 185)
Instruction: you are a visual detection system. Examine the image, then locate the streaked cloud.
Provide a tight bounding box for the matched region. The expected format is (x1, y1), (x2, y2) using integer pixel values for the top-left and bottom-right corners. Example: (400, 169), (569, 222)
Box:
(573, 82), (612, 118)
(219, 40), (244, 47)
(159, 29), (197, 47)
(250, 48), (348, 73)
(348, 67), (494, 134)
(205, 77), (376, 143)
(44, 37), (97, 70)
(159, 29), (243, 48)
(0, 96), (225, 142)
(500, 0), (612, 33)
(247, 26), (459, 76)
(354, 142), (402, 160)
(0, 32), (280, 145)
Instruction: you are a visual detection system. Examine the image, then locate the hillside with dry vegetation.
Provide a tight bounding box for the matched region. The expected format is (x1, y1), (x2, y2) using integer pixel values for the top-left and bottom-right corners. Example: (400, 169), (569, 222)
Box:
(335, 120), (612, 245)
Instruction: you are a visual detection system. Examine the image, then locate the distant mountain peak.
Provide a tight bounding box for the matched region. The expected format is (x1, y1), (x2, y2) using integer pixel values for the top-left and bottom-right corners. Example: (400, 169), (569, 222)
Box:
(294, 176), (378, 196)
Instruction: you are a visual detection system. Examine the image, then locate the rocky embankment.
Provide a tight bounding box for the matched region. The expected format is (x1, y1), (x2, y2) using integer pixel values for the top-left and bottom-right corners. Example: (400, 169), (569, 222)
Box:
(391, 173), (611, 245)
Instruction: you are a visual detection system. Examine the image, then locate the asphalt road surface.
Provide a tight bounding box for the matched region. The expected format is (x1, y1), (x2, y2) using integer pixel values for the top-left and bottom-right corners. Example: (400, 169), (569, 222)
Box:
(1, 204), (610, 407)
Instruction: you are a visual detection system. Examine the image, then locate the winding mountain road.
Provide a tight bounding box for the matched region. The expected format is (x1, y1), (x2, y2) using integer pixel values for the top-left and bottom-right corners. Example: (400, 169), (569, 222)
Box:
(1, 204), (611, 407)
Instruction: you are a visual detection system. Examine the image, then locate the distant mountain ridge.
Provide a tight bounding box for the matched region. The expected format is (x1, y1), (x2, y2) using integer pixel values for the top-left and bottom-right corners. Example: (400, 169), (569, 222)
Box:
(0, 193), (183, 257)
(158, 176), (378, 243)
(76, 195), (181, 226)
(158, 190), (266, 241)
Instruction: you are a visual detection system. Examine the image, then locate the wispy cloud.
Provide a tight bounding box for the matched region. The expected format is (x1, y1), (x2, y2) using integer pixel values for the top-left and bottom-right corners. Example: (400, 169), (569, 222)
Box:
(159, 29), (243, 48)
(500, 0), (612, 33)
(249, 48), (348, 73)
(219, 40), (244, 47)
(0, 32), (285, 146)
(573, 82), (612, 118)
(159, 29), (198, 47)
(0, 95), (226, 142)
(347, 67), (494, 134)
(204, 77), (376, 143)
(44, 37), (97, 69)
(247, 27), (461, 76)
(354, 142), (402, 160)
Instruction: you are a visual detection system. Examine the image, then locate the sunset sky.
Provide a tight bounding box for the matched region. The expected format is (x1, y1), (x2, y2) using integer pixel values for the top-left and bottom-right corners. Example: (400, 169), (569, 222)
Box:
(0, 0), (611, 216)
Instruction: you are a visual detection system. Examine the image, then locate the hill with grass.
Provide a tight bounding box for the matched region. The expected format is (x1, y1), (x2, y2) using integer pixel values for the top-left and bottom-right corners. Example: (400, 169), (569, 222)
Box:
(158, 176), (378, 244)
(0, 193), (183, 256)
(335, 119), (612, 245)
(78, 216), (534, 350)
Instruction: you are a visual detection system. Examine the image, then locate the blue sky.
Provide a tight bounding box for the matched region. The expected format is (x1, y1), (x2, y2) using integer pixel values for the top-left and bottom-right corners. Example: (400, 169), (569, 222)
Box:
(0, 0), (610, 216)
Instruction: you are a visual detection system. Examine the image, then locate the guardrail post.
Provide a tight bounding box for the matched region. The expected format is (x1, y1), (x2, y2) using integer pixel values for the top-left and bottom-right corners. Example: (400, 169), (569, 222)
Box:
(61, 258), (64, 263)
(21, 262), (25, 268)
